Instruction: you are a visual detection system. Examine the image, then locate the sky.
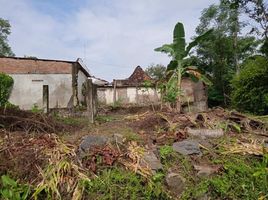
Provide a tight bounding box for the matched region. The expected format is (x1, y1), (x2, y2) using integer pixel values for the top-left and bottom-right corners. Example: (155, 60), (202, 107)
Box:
(0, 0), (219, 81)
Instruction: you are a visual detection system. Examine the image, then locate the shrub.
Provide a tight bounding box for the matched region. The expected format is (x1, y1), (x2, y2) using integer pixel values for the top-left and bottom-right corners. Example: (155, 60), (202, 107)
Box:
(231, 56), (268, 115)
(0, 73), (14, 107)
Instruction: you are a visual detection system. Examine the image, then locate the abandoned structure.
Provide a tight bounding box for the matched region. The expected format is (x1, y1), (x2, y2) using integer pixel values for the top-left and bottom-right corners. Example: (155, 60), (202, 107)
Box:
(97, 66), (160, 105)
(0, 56), (91, 110)
(97, 66), (208, 112)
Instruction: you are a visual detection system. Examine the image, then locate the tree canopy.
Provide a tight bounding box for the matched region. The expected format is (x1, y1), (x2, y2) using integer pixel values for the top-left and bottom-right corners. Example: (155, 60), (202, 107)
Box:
(0, 18), (14, 56)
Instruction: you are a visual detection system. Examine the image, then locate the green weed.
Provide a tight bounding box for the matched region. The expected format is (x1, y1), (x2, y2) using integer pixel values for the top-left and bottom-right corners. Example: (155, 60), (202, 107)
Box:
(182, 154), (268, 199)
(96, 115), (117, 123)
(86, 168), (170, 200)
(0, 175), (30, 200)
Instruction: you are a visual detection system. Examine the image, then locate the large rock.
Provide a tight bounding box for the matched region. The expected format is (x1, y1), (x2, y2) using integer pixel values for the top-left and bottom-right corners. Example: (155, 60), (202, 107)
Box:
(172, 139), (202, 155)
(141, 150), (162, 171)
(187, 128), (224, 139)
(165, 172), (185, 196)
(79, 135), (110, 152)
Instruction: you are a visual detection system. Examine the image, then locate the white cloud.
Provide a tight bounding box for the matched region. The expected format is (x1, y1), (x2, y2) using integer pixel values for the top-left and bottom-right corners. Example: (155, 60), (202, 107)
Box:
(0, 0), (218, 81)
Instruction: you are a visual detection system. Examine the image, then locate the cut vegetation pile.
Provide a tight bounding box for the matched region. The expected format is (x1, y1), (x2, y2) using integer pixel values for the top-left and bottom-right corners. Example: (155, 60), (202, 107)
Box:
(0, 108), (69, 133)
(130, 107), (267, 138)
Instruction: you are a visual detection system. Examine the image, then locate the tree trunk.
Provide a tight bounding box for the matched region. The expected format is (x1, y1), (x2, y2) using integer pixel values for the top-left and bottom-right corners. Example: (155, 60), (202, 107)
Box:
(176, 67), (182, 113)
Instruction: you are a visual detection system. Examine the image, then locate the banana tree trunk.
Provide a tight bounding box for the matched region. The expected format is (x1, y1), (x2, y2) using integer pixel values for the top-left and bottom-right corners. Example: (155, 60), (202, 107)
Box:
(176, 64), (182, 113)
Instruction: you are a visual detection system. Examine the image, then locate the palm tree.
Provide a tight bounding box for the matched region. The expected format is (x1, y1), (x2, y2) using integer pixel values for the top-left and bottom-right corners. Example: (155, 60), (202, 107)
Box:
(155, 22), (212, 112)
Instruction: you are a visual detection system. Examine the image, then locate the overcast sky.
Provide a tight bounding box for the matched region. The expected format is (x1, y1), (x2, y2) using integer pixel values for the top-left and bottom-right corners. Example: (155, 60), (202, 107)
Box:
(0, 0), (218, 81)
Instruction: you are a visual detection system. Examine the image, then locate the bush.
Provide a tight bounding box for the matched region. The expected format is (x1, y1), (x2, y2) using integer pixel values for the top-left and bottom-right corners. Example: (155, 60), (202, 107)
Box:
(231, 56), (268, 115)
(0, 73), (14, 107)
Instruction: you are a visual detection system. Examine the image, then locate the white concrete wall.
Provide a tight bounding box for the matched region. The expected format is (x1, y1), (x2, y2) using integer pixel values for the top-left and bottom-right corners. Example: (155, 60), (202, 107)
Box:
(77, 70), (88, 105)
(97, 87), (161, 105)
(9, 74), (72, 110)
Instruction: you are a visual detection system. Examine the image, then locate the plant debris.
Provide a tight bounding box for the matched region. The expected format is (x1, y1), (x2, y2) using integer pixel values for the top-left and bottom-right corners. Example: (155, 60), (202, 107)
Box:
(82, 145), (120, 172)
(0, 108), (69, 133)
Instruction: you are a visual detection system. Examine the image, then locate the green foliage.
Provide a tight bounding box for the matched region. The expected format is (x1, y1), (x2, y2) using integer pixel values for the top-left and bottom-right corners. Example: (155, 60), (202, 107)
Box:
(155, 22), (212, 108)
(261, 38), (268, 57)
(159, 145), (174, 161)
(182, 155), (268, 199)
(0, 18), (14, 56)
(194, 1), (259, 106)
(31, 104), (43, 113)
(86, 168), (170, 200)
(231, 55), (268, 114)
(145, 64), (166, 80)
(0, 175), (30, 200)
(0, 73), (14, 107)
(96, 115), (117, 123)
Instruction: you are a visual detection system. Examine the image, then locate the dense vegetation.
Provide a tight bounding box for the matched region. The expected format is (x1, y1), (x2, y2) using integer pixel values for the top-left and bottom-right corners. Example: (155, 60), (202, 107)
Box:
(0, 73), (13, 107)
(146, 0), (268, 115)
(231, 55), (268, 114)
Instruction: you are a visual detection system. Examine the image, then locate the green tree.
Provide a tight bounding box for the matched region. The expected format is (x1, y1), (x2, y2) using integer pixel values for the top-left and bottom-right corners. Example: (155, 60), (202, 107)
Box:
(0, 73), (14, 107)
(193, 1), (258, 106)
(231, 55), (268, 114)
(0, 18), (14, 56)
(155, 22), (212, 112)
(145, 64), (166, 81)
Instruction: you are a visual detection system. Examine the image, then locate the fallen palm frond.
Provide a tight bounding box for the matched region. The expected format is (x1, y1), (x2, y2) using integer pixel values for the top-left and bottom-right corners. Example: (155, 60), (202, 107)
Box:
(222, 139), (268, 156)
(120, 141), (152, 178)
(32, 135), (91, 200)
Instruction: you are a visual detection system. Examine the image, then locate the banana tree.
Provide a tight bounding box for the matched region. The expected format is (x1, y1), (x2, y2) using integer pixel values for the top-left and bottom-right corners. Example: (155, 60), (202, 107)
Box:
(155, 22), (212, 112)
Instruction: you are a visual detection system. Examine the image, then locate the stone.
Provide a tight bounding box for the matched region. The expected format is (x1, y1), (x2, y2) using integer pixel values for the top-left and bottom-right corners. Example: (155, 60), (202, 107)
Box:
(172, 139), (202, 155)
(194, 165), (220, 177)
(187, 128), (224, 139)
(165, 172), (186, 195)
(141, 150), (162, 171)
(79, 135), (110, 152)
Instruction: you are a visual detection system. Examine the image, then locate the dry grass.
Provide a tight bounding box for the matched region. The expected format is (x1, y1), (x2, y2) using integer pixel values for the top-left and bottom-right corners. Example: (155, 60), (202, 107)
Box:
(32, 135), (91, 200)
(222, 139), (268, 156)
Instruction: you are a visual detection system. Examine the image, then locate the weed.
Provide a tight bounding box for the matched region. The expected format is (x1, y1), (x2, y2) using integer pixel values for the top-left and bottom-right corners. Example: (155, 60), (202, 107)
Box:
(96, 115), (116, 123)
(159, 145), (173, 161)
(0, 175), (30, 200)
(123, 129), (142, 143)
(31, 104), (43, 113)
(182, 154), (268, 199)
(86, 167), (171, 200)
(55, 116), (88, 126)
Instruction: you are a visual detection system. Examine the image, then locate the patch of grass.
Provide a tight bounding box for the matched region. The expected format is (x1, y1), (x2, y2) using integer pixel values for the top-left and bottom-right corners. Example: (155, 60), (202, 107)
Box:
(86, 167), (171, 200)
(158, 145), (192, 175)
(55, 116), (89, 127)
(159, 145), (173, 161)
(95, 115), (117, 123)
(124, 131), (142, 142)
(31, 104), (43, 113)
(182, 154), (268, 200)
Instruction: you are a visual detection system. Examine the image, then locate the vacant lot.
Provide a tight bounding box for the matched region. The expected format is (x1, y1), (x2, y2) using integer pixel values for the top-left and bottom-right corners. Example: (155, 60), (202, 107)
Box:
(0, 106), (267, 200)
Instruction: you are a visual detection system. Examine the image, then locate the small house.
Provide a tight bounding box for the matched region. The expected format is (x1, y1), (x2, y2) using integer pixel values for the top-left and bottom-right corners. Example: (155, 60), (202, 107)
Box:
(0, 56), (91, 110)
